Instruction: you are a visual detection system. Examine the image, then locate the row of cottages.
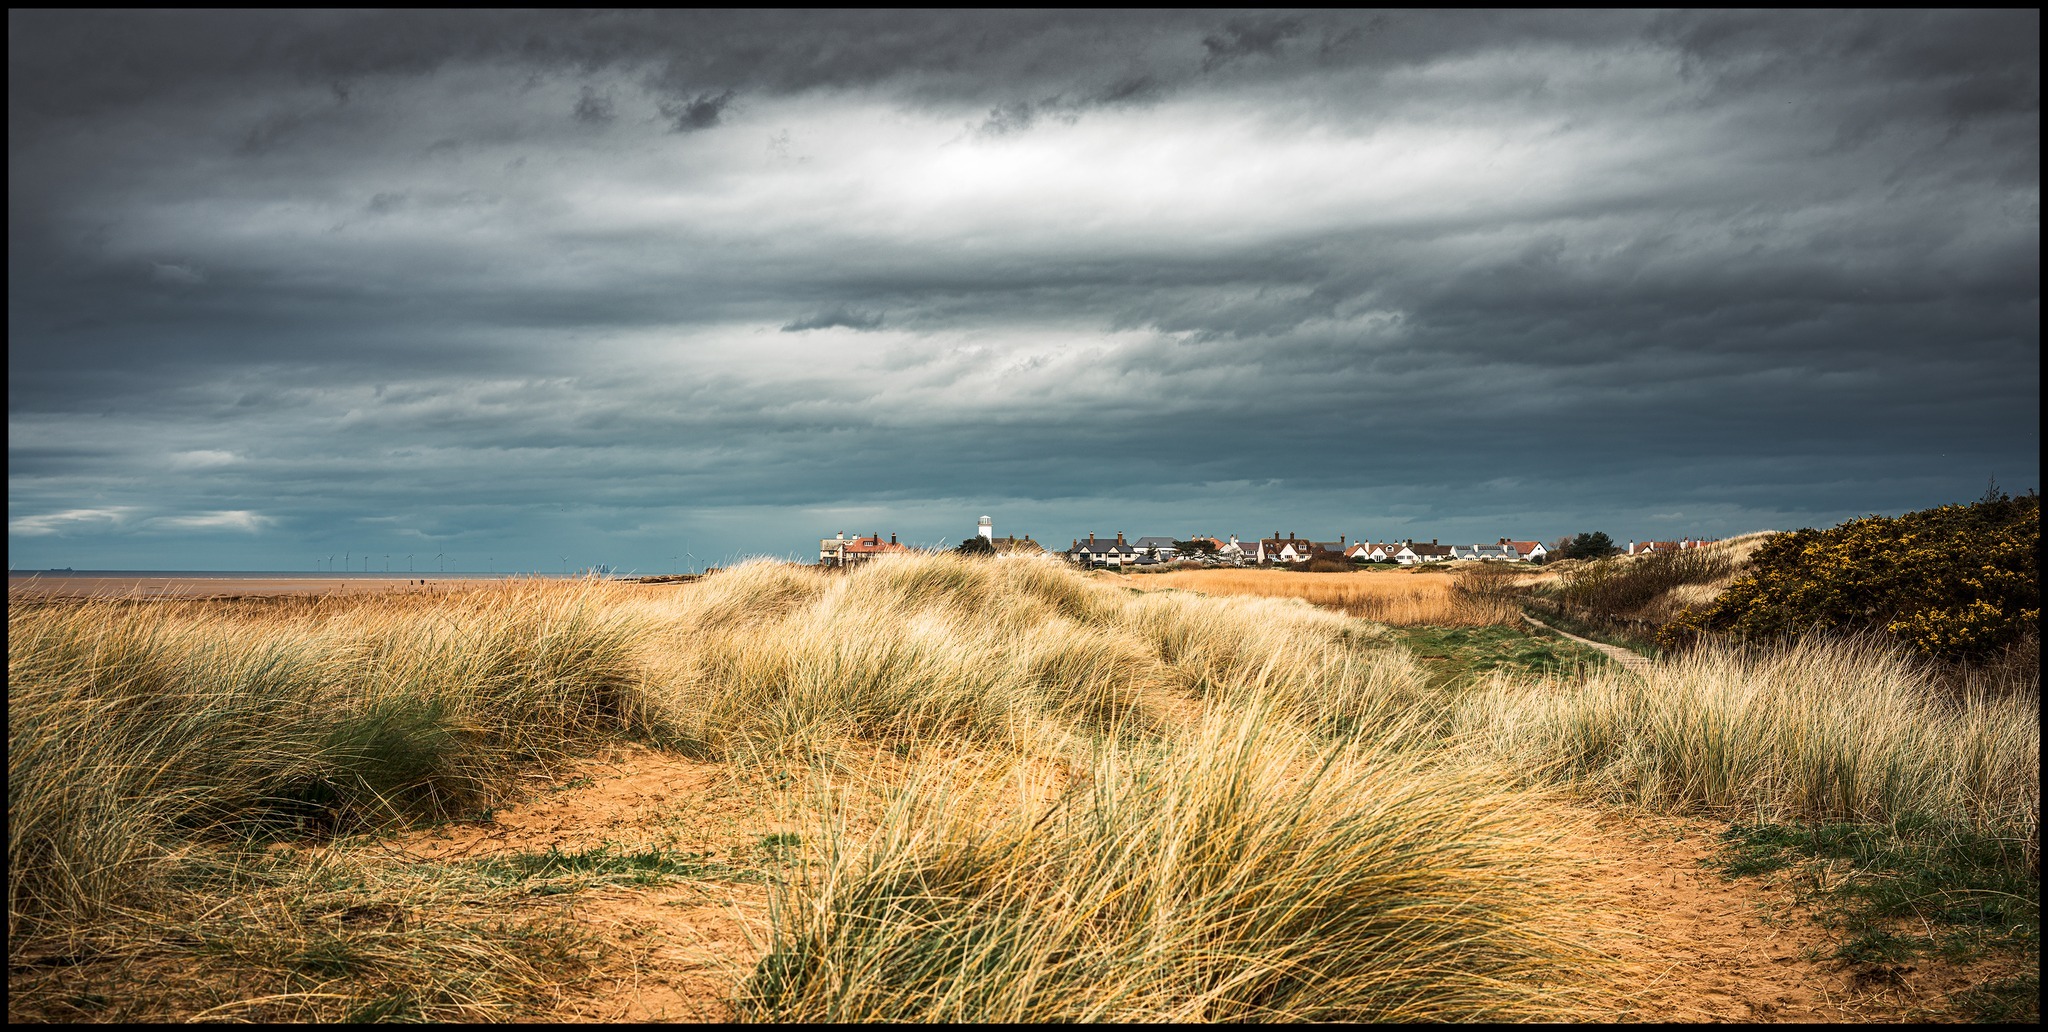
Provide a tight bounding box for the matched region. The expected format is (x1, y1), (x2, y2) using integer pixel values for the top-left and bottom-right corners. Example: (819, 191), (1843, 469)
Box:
(1339, 538), (1548, 564)
(1065, 532), (1552, 567)
(1067, 533), (1220, 566)
(1628, 538), (1717, 555)
(1067, 533), (1140, 566)
(1450, 538), (1551, 562)
(818, 531), (912, 567)
(1255, 532), (1346, 564)
(1321, 539), (1452, 564)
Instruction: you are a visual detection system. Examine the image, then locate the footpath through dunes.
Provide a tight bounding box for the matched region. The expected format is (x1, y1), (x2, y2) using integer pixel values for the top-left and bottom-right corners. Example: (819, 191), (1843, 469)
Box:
(1542, 803), (2025, 1022)
(1522, 613), (1653, 677)
(372, 744), (777, 1022)
(351, 745), (2004, 1023)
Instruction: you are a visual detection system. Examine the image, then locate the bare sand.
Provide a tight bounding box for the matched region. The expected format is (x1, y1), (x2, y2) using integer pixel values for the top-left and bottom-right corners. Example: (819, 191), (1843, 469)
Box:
(365, 744), (2009, 1022)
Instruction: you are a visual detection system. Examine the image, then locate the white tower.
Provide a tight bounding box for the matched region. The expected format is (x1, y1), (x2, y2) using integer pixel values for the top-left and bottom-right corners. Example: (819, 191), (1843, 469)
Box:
(978, 516), (994, 542)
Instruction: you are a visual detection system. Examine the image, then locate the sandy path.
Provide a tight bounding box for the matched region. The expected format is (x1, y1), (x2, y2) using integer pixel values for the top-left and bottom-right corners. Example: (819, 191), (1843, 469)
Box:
(1524, 613), (1654, 677)
(351, 744), (1999, 1023)
(374, 745), (784, 1022)
(1543, 802), (1990, 1021)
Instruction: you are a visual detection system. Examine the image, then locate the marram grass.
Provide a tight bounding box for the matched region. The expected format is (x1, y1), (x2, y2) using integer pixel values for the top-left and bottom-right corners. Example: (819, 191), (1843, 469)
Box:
(1459, 635), (2039, 863)
(10, 552), (2038, 1021)
(8, 581), (650, 946)
(741, 706), (1601, 1022)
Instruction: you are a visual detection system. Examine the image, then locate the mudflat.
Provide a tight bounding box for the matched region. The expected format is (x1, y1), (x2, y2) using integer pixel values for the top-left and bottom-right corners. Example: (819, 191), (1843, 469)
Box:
(6, 575), (496, 599)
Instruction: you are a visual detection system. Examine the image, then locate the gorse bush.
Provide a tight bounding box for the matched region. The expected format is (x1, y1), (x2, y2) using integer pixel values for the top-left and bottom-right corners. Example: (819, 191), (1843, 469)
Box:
(1658, 492), (2040, 661)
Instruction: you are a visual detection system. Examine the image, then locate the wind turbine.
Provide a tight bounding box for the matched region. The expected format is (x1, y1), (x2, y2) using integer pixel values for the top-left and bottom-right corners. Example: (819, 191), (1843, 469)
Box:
(435, 552), (445, 573)
(407, 554), (414, 572)
(560, 555), (570, 576)
(384, 554), (390, 573)
(344, 550), (350, 573)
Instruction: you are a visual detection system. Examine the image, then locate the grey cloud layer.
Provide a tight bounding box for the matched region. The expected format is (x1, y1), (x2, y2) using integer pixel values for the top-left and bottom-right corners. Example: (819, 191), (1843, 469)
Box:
(8, 10), (2038, 569)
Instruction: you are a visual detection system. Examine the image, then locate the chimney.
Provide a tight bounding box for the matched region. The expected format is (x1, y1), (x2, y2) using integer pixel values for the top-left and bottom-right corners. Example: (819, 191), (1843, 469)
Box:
(1431, 538), (1437, 546)
(1628, 541), (1636, 554)
(837, 531), (845, 541)
(1499, 537), (1508, 545)
(1340, 535), (1346, 546)
(890, 533), (897, 544)
(1116, 531), (1124, 544)
(1289, 531), (1295, 540)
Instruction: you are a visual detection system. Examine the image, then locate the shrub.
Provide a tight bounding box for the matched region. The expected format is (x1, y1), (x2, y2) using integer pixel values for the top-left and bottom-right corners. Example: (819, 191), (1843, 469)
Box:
(1554, 548), (1734, 622)
(1658, 493), (2040, 661)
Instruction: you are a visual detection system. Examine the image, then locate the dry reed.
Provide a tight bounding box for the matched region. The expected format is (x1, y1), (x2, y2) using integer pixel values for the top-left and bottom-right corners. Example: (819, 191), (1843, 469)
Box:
(1138, 567), (1520, 626)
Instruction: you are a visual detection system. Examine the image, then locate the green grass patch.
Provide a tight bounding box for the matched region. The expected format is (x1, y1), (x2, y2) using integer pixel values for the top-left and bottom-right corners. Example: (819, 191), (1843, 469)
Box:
(464, 844), (761, 894)
(1384, 625), (1612, 690)
(1950, 972), (2039, 1023)
(1517, 603), (1661, 658)
(1705, 817), (2037, 992)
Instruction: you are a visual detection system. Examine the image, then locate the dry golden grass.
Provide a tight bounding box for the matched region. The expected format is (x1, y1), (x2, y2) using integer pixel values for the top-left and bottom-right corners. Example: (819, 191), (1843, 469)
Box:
(1136, 567), (1520, 626)
(10, 552), (2036, 1022)
(8, 557), (1592, 1022)
(1460, 637), (2040, 859)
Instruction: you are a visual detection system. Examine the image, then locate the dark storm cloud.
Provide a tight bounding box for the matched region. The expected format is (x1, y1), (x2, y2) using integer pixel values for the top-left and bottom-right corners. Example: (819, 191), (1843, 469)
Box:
(1200, 16), (1306, 72)
(8, 10), (2038, 570)
(783, 309), (884, 333)
(573, 86), (615, 125)
(661, 89), (735, 133)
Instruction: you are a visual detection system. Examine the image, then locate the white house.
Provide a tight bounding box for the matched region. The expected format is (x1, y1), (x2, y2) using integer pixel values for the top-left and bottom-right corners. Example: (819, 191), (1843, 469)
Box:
(1129, 536), (1179, 561)
(1068, 533), (1138, 567)
(1256, 533), (1316, 564)
(1217, 535), (1251, 565)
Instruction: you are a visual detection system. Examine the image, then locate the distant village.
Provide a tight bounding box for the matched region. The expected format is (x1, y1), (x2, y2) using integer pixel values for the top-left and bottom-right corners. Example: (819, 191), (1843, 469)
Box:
(820, 518), (1717, 569)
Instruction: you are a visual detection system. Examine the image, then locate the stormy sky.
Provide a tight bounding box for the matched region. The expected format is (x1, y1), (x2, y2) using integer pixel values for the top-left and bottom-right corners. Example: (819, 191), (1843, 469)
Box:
(8, 10), (2039, 572)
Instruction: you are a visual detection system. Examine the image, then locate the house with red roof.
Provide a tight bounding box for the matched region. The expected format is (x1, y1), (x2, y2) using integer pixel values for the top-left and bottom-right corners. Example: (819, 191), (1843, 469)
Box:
(819, 531), (912, 567)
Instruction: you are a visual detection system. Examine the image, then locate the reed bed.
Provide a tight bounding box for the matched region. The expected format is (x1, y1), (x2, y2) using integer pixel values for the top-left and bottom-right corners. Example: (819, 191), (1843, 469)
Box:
(1137, 567), (1520, 627)
(1459, 636), (2040, 860)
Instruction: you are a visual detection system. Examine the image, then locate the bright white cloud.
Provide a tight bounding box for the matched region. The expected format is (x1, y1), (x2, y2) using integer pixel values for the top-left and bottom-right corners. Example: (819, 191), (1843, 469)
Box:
(8, 508), (140, 536)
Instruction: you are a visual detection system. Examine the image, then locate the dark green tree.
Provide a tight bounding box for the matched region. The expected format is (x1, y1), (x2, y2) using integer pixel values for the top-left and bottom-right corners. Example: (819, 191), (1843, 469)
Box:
(1563, 532), (1618, 560)
(1173, 538), (1219, 557)
(956, 536), (996, 557)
